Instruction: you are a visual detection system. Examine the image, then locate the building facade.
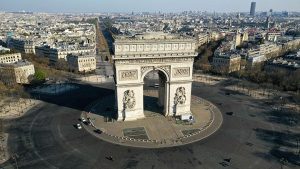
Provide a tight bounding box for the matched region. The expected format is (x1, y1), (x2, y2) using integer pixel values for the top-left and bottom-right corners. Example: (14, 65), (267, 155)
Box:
(212, 53), (241, 73)
(7, 38), (35, 54)
(247, 43), (280, 57)
(246, 54), (267, 69)
(49, 46), (95, 62)
(196, 33), (209, 47)
(67, 55), (96, 73)
(0, 53), (22, 64)
(0, 60), (35, 84)
(250, 2), (256, 16)
(265, 58), (299, 73)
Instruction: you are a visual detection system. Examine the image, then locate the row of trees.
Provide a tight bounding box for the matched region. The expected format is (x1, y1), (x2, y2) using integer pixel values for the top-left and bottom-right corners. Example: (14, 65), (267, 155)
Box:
(236, 64), (300, 92)
(194, 40), (223, 72)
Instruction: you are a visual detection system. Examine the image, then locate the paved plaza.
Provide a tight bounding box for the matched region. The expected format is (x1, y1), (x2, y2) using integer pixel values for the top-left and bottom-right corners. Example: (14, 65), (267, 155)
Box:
(83, 90), (223, 148)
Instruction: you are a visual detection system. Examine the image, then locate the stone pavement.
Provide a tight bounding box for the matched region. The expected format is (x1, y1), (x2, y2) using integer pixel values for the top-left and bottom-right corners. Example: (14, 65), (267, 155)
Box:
(82, 90), (223, 148)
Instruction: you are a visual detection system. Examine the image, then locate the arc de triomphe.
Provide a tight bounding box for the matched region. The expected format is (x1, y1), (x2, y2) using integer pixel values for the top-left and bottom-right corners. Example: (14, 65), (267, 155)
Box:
(112, 33), (197, 121)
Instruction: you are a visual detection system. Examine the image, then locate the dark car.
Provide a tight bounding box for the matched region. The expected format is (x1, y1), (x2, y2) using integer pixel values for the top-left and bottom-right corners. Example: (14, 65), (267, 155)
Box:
(94, 129), (102, 134)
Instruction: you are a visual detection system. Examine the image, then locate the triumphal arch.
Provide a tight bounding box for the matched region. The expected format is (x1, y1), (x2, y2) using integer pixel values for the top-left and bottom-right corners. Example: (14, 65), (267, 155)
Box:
(112, 33), (197, 121)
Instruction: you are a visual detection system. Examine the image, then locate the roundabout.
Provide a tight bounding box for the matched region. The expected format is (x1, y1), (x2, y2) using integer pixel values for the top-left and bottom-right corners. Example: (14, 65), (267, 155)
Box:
(1, 82), (297, 169)
(82, 91), (223, 148)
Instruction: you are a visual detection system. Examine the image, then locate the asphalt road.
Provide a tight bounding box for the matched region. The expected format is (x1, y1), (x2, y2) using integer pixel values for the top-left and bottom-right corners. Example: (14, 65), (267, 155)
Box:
(1, 80), (299, 169)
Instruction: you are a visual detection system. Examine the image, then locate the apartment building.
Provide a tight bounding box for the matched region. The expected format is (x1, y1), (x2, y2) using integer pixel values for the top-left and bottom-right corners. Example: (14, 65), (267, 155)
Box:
(67, 54), (96, 73)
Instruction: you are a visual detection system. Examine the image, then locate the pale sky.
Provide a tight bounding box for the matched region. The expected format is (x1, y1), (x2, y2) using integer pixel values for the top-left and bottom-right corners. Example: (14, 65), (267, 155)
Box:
(0, 0), (299, 13)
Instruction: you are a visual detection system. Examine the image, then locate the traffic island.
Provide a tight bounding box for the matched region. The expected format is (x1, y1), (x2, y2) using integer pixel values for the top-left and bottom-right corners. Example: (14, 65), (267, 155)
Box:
(81, 93), (223, 148)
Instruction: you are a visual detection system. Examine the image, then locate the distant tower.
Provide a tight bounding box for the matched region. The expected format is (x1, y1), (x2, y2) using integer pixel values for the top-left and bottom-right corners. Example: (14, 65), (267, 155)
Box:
(237, 13), (241, 19)
(269, 9), (273, 16)
(228, 18), (232, 27)
(250, 2), (256, 16)
(266, 16), (271, 29)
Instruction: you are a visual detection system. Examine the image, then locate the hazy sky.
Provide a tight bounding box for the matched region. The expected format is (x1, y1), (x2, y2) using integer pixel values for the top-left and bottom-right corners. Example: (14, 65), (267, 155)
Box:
(0, 0), (299, 13)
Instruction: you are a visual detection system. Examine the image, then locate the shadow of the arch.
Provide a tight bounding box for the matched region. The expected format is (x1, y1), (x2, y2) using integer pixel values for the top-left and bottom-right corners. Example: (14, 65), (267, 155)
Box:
(28, 82), (114, 113)
(143, 95), (164, 116)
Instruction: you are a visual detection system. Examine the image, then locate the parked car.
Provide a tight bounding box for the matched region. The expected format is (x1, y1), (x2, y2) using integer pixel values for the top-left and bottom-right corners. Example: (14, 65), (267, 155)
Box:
(81, 117), (87, 123)
(94, 129), (102, 134)
(76, 123), (82, 129)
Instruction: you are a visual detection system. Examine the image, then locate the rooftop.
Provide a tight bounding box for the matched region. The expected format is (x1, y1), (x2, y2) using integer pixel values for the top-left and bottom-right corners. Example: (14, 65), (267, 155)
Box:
(0, 45), (11, 53)
(0, 60), (33, 68)
(67, 54), (96, 59)
(114, 32), (195, 42)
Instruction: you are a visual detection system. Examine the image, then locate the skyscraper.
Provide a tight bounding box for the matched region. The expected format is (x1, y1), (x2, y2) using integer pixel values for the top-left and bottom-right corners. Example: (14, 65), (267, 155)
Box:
(250, 2), (256, 16)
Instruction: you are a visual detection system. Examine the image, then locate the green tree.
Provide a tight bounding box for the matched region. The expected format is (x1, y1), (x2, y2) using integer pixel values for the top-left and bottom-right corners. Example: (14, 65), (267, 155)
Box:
(34, 69), (46, 82)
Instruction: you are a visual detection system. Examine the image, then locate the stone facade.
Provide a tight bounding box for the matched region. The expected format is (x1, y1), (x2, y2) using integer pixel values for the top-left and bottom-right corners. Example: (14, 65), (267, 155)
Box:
(0, 60), (35, 84)
(0, 53), (22, 64)
(212, 53), (241, 74)
(67, 55), (96, 73)
(49, 46), (95, 62)
(113, 33), (197, 121)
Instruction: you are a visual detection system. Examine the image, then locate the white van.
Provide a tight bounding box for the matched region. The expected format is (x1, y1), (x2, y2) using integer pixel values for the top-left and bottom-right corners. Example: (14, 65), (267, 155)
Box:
(180, 114), (194, 121)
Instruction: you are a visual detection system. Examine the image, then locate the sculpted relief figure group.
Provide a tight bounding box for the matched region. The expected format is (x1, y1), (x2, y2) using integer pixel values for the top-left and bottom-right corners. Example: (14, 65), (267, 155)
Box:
(174, 87), (187, 105)
(123, 90), (136, 110)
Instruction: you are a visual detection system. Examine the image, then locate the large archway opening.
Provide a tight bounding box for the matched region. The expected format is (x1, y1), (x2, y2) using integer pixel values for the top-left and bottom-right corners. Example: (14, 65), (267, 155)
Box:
(143, 70), (168, 117)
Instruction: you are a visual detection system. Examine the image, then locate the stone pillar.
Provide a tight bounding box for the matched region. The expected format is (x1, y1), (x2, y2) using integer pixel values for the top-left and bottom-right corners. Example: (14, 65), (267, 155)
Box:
(116, 84), (145, 121)
(164, 82), (170, 116)
(168, 81), (192, 116)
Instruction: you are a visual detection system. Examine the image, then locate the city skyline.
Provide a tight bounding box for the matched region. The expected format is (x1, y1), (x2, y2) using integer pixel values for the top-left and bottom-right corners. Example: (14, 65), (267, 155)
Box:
(1, 0), (300, 168)
(0, 0), (300, 13)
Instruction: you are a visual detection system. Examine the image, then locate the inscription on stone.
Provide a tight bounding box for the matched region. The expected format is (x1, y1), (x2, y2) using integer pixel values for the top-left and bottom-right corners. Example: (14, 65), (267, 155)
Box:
(119, 70), (138, 81)
(173, 67), (190, 77)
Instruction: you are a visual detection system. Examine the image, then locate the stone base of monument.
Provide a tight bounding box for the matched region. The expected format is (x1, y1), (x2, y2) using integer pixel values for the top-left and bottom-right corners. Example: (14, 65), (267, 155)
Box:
(117, 109), (145, 121)
(174, 104), (191, 116)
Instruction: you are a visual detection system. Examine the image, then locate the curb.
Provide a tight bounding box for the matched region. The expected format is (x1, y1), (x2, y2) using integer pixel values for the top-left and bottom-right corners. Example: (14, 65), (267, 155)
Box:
(81, 95), (223, 148)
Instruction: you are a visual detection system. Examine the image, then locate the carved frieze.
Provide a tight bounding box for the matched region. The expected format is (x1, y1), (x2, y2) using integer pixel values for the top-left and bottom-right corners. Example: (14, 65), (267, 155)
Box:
(123, 90), (136, 110)
(115, 57), (194, 64)
(174, 87), (187, 105)
(173, 67), (190, 77)
(119, 70), (138, 81)
(157, 65), (170, 75)
(141, 66), (154, 76)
